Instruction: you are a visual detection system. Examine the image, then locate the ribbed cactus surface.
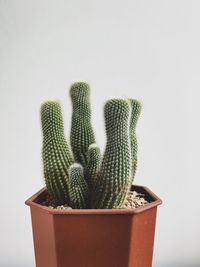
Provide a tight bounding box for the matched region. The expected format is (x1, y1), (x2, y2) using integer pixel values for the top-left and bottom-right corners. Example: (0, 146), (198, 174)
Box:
(70, 82), (96, 168)
(129, 99), (142, 182)
(41, 101), (73, 204)
(91, 99), (132, 209)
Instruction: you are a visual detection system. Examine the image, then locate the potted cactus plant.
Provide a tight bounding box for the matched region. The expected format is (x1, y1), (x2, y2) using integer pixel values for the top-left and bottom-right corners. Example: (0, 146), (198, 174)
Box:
(26, 82), (162, 267)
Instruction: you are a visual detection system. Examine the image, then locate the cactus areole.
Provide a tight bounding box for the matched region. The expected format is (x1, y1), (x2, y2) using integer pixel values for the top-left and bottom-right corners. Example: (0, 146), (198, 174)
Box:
(26, 81), (162, 267)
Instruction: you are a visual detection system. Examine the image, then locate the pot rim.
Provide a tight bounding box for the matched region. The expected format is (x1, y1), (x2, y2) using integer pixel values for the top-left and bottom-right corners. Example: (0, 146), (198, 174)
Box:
(25, 185), (162, 215)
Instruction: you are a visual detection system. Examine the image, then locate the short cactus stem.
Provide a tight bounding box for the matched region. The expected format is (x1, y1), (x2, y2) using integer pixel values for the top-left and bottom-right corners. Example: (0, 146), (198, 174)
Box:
(68, 163), (89, 209)
(41, 101), (73, 204)
(85, 143), (101, 190)
(91, 99), (132, 209)
(70, 82), (96, 168)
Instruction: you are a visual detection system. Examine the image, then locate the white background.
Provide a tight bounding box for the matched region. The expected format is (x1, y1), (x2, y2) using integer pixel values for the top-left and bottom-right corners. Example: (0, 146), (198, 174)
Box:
(0, 1), (200, 266)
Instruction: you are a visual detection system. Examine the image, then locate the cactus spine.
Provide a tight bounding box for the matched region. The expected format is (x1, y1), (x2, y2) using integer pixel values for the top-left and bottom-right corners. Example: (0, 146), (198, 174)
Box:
(68, 163), (89, 208)
(41, 101), (73, 204)
(91, 99), (132, 209)
(129, 99), (142, 182)
(70, 82), (96, 168)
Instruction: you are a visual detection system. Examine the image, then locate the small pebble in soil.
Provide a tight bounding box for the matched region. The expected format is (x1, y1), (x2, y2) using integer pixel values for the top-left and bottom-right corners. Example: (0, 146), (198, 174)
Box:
(49, 205), (72, 210)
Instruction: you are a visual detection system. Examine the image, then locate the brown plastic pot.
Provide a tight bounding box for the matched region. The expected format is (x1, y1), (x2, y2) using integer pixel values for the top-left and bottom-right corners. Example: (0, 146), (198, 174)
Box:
(25, 185), (162, 267)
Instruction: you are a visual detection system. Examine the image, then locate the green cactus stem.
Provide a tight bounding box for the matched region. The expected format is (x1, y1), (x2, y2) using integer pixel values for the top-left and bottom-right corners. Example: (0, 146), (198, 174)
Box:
(129, 99), (142, 182)
(70, 82), (96, 169)
(68, 163), (89, 209)
(85, 143), (101, 190)
(41, 101), (73, 204)
(91, 99), (132, 209)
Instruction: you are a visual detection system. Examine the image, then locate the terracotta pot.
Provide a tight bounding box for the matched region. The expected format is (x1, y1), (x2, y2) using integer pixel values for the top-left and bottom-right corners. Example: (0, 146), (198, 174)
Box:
(25, 185), (162, 267)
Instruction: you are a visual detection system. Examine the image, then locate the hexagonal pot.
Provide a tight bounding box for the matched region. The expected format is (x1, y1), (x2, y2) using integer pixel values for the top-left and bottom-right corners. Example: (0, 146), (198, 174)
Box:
(25, 185), (162, 267)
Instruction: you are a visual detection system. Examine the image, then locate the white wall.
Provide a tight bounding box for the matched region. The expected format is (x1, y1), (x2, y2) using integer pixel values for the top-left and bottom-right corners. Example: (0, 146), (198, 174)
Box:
(0, 1), (200, 266)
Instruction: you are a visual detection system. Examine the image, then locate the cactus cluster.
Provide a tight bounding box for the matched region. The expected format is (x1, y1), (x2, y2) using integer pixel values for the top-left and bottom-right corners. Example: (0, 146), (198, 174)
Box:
(41, 82), (141, 209)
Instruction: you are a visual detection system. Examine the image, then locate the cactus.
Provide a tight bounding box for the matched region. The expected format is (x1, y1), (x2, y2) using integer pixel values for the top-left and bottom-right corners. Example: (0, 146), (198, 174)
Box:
(129, 99), (142, 182)
(85, 143), (101, 190)
(68, 163), (89, 208)
(40, 82), (141, 209)
(41, 101), (73, 204)
(70, 82), (96, 168)
(91, 99), (132, 209)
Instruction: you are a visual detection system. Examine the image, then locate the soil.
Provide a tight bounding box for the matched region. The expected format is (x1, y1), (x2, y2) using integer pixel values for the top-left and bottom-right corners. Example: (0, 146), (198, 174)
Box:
(41, 195), (72, 210)
(122, 191), (148, 209)
(41, 190), (148, 210)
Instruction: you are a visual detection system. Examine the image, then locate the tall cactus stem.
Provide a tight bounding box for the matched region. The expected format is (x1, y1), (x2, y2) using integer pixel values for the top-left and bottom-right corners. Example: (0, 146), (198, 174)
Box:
(41, 101), (73, 204)
(129, 99), (142, 182)
(91, 99), (132, 209)
(70, 82), (96, 168)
